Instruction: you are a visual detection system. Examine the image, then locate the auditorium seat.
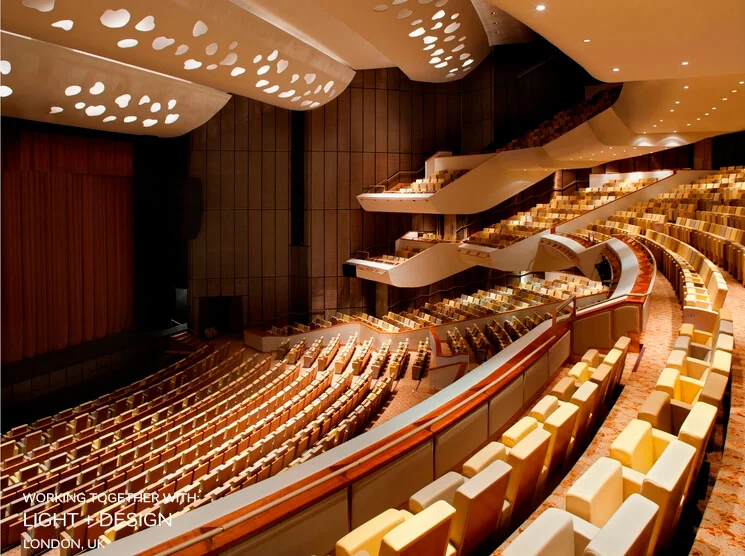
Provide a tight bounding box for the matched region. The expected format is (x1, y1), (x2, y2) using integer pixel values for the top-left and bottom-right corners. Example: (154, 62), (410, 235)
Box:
(504, 495), (658, 556)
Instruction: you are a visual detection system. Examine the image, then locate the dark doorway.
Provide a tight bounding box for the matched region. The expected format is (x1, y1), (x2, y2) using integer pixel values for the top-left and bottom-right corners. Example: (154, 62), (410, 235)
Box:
(203, 296), (243, 334)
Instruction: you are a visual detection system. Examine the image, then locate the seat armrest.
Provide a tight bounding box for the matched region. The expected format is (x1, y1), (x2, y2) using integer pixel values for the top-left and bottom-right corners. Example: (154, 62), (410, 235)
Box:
(692, 330), (712, 345)
(568, 514), (600, 554)
(621, 466), (644, 499)
(688, 343), (711, 362)
(685, 357), (710, 381)
(652, 429), (677, 459)
(680, 376), (703, 404)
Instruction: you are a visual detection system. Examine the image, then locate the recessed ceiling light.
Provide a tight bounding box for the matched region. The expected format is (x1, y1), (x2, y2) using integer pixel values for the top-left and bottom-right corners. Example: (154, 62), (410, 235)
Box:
(675, 101), (680, 104)
(705, 113), (709, 116)
(732, 89), (738, 93)
(660, 119), (663, 122)
(722, 97), (728, 101)
(712, 107), (717, 110)
(491, 11), (496, 14)
(683, 85), (689, 89)
(653, 124), (657, 128)
(583, 39), (591, 43)
(536, 5), (546, 11)
(681, 61), (689, 66)
(612, 68), (620, 72)
(687, 123), (691, 126)
(673, 130), (677, 133)
(670, 109), (674, 112)
(697, 117), (700, 120)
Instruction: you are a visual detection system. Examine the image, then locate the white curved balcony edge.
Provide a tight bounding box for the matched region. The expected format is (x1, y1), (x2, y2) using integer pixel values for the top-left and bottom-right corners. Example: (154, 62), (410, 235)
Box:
(357, 76), (745, 214)
(350, 169), (709, 287)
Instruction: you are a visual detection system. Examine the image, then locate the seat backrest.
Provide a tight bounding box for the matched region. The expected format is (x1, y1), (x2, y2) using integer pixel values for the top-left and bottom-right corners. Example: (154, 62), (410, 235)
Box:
(565, 457), (623, 527)
(637, 391), (673, 434)
(677, 401), (717, 495)
(380, 500), (455, 556)
(542, 403), (578, 475)
(641, 440), (696, 552)
(584, 494), (658, 556)
(610, 419), (655, 473)
(502, 508), (575, 556)
(569, 381), (598, 450)
(336, 509), (410, 556)
(451, 460), (511, 555)
(505, 428), (551, 520)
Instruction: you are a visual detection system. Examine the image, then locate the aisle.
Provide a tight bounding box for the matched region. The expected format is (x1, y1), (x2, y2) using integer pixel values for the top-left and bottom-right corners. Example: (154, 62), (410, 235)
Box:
(691, 270), (745, 555)
(495, 272), (683, 553)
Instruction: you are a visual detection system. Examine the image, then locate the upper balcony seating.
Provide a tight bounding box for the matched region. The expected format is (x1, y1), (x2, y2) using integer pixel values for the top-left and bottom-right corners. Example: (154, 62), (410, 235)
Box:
(386, 169), (469, 194)
(465, 177), (655, 249)
(497, 88), (621, 153)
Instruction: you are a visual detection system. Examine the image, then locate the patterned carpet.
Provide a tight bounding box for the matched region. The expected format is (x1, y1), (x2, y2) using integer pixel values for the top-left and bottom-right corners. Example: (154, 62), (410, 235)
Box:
(494, 271), (745, 555)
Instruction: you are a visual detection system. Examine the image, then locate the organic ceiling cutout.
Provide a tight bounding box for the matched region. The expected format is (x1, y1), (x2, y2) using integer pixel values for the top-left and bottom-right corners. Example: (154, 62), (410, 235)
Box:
(51, 20), (73, 31)
(152, 36), (175, 50)
(49, 106), (63, 114)
(5, 0), (352, 111)
(135, 15), (155, 32)
(100, 9), (130, 28)
(115, 94), (131, 107)
(139, 95), (150, 105)
(143, 118), (157, 127)
(103, 115), (117, 122)
(0, 86), (13, 97)
(165, 113), (179, 124)
(0, 61), (11, 75)
(85, 105), (106, 116)
(220, 53), (237, 65)
(192, 20), (208, 37)
(22, 0), (55, 12)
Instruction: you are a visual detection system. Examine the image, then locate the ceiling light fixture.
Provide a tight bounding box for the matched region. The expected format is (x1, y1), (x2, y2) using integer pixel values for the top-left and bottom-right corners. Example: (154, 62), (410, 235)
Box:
(612, 68), (619, 72)
(536, 5), (546, 11)
(681, 61), (689, 66)
(683, 85), (689, 89)
(583, 39), (590, 43)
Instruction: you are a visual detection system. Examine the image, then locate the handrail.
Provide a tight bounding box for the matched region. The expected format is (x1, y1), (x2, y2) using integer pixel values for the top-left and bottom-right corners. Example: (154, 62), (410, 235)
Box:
(150, 322), (570, 556)
(361, 167), (426, 193)
(132, 239), (653, 556)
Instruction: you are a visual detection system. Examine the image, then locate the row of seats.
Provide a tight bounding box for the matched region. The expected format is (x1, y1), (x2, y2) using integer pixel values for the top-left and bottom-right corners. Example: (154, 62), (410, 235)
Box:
(640, 229), (728, 311)
(388, 169), (468, 194)
(466, 177), (655, 249)
(334, 337), (631, 556)
(498, 88), (621, 152)
(505, 310), (732, 554)
(411, 340), (430, 380)
(268, 275), (598, 338)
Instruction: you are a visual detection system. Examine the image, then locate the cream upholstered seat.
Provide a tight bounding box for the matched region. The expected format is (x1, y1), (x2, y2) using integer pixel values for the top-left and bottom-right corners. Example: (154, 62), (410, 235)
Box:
(379, 500), (455, 556)
(449, 460), (511, 555)
(501, 417), (538, 448)
(502, 428), (551, 528)
(461, 442), (506, 478)
(581, 349), (601, 369)
(609, 419), (675, 474)
(336, 508), (413, 556)
(566, 445), (694, 554)
(551, 376), (577, 402)
(502, 507), (594, 556)
(564, 381), (599, 459)
(530, 395), (559, 423)
(504, 495), (658, 556)
(408, 472), (466, 513)
(568, 361), (592, 383)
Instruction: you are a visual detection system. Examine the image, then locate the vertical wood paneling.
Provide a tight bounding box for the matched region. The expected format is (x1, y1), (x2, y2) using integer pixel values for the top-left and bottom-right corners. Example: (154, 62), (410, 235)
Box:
(189, 63), (467, 326)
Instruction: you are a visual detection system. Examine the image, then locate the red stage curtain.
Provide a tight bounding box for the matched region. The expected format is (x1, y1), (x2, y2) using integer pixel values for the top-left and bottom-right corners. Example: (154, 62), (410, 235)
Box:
(1, 128), (134, 363)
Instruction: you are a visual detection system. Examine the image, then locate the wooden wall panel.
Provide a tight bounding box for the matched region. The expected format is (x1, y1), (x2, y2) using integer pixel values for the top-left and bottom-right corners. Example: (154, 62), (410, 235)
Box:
(302, 67), (463, 319)
(188, 99), (291, 330)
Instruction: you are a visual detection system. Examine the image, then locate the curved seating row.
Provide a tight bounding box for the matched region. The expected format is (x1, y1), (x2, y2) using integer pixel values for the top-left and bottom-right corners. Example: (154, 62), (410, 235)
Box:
(505, 308), (732, 555)
(334, 338), (631, 556)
